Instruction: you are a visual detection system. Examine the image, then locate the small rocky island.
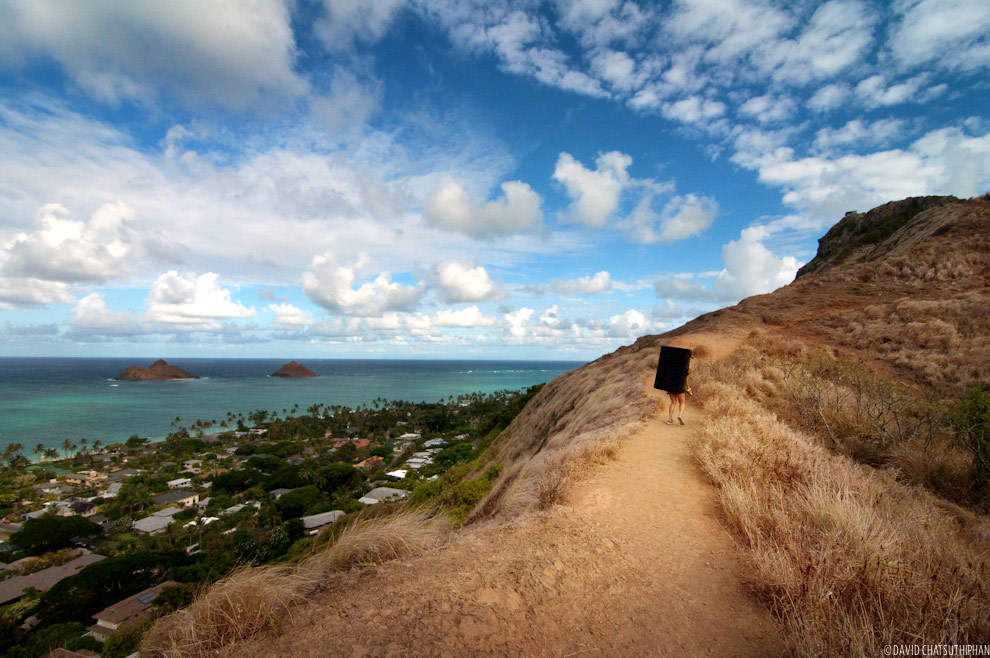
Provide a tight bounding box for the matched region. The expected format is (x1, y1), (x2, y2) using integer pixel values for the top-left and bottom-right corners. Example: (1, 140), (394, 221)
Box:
(271, 360), (317, 378)
(116, 359), (198, 381)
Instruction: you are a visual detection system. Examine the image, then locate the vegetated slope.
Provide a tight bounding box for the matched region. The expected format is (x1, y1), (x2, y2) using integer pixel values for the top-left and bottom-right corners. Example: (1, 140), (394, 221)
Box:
(147, 194), (990, 657)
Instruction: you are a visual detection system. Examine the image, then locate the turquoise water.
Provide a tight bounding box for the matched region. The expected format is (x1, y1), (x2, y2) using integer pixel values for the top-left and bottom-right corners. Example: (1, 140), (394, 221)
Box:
(0, 358), (584, 452)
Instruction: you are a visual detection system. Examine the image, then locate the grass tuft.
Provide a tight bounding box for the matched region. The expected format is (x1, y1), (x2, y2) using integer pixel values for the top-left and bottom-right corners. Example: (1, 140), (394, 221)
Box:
(142, 509), (448, 657)
(141, 565), (308, 658)
(301, 509), (448, 577)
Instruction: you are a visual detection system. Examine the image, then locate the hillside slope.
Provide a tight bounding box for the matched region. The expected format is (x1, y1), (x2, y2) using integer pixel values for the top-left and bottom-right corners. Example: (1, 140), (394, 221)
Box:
(148, 194), (990, 657)
(224, 415), (782, 658)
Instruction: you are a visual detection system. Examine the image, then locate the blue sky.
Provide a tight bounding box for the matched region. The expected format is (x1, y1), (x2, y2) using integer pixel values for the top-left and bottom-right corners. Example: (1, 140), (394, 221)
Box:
(0, 0), (988, 360)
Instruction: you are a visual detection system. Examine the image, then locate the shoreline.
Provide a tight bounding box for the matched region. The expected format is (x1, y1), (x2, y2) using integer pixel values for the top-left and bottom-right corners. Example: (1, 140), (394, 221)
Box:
(1, 359), (585, 454)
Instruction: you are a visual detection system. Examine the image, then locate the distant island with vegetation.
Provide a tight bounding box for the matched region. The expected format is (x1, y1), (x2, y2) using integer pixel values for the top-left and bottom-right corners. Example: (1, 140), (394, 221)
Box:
(116, 359), (198, 381)
(270, 361), (317, 378)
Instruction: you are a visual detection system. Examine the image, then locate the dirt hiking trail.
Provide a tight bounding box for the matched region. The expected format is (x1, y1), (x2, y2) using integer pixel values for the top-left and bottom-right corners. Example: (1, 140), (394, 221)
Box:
(230, 408), (784, 658)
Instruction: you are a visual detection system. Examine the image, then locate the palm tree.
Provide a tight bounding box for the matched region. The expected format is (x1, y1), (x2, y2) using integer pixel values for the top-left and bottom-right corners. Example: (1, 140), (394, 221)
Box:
(92, 439), (103, 454)
(62, 439), (73, 459)
(3, 442), (24, 467)
(80, 438), (89, 455)
(45, 448), (59, 460)
(35, 443), (46, 462)
(299, 461), (317, 486)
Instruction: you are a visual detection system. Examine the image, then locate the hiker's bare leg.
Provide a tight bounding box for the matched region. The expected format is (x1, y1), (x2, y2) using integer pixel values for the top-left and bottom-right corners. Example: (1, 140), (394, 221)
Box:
(676, 393), (686, 423)
(667, 393), (677, 422)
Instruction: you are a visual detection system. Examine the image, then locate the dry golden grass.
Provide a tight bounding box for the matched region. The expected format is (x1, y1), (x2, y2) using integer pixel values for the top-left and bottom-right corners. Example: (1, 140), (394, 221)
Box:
(703, 336), (978, 504)
(300, 509), (449, 576)
(693, 364), (990, 656)
(533, 436), (620, 509)
(141, 565), (309, 658)
(141, 509), (448, 658)
(819, 293), (990, 394)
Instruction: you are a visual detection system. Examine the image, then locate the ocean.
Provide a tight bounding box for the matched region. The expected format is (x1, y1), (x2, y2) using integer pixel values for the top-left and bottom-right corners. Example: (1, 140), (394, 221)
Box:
(0, 357), (584, 453)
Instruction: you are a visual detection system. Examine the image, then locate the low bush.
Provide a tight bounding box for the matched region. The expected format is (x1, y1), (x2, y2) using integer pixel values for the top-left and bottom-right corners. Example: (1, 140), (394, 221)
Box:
(951, 387), (990, 495)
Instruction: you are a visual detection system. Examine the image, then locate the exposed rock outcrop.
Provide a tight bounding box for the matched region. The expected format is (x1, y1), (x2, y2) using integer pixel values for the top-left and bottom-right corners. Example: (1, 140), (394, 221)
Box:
(116, 359), (198, 381)
(795, 195), (959, 278)
(271, 361), (317, 378)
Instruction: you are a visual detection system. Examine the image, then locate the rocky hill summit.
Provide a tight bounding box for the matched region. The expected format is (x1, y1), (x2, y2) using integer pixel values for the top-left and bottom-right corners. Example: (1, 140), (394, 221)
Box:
(795, 195), (959, 278)
(116, 359), (198, 381)
(271, 361), (317, 378)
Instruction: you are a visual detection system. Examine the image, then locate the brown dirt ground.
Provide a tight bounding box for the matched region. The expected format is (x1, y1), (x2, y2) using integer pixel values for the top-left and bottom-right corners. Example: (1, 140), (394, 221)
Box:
(227, 399), (784, 658)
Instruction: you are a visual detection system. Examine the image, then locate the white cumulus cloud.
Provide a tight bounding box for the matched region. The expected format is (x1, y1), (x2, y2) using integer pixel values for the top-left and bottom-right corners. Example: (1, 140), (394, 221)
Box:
(424, 178), (543, 239)
(0, 0), (308, 108)
(608, 308), (648, 337)
(314, 0), (405, 52)
(429, 260), (501, 302)
(714, 227), (799, 300)
(889, 0), (990, 72)
(433, 306), (495, 327)
(0, 278), (73, 310)
(69, 293), (145, 336)
(504, 307), (535, 337)
(551, 271), (613, 295)
(2, 202), (137, 284)
(148, 271), (255, 328)
(807, 83), (850, 112)
(553, 151), (632, 227)
(301, 253), (424, 317)
(269, 303), (315, 329)
(627, 193), (718, 244)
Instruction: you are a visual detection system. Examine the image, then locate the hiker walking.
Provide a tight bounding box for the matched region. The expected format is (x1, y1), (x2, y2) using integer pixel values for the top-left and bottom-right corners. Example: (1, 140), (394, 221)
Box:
(653, 346), (692, 425)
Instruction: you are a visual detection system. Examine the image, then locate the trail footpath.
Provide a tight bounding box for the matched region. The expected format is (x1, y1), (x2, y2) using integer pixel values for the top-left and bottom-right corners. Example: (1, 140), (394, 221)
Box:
(229, 409), (784, 658)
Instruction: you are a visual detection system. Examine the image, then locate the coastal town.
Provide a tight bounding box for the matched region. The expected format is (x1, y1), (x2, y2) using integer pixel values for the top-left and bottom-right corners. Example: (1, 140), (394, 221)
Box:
(0, 376), (541, 658)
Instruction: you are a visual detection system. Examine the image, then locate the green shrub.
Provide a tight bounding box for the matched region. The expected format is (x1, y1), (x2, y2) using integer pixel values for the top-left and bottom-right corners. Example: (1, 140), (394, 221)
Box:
(101, 619), (151, 658)
(950, 387), (990, 492)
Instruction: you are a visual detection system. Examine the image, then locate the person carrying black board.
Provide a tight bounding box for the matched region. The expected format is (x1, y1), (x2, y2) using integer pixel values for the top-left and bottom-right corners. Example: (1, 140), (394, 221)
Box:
(653, 345), (693, 425)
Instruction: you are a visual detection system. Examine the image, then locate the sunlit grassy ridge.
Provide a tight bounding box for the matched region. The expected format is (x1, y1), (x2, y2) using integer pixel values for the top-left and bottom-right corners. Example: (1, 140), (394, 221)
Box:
(692, 338), (990, 655)
(139, 195), (990, 657)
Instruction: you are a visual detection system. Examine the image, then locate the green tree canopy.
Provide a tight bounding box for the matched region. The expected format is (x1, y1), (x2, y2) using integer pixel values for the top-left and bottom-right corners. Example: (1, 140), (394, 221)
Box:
(38, 551), (188, 626)
(317, 462), (362, 496)
(10, 516), (102, 555)
(274, 485), (324, 520)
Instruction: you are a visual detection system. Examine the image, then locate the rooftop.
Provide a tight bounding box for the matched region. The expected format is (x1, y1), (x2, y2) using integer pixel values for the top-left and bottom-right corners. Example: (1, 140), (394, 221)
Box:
(359, 487), (411, 504)
(106, 469), (141, 482)
(132, 516), (172, 535)
(301, 510), (345, 529)
(152, 490), (198, 506)
(93, 580), (179, 625)
(0, 552), (106, 605)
